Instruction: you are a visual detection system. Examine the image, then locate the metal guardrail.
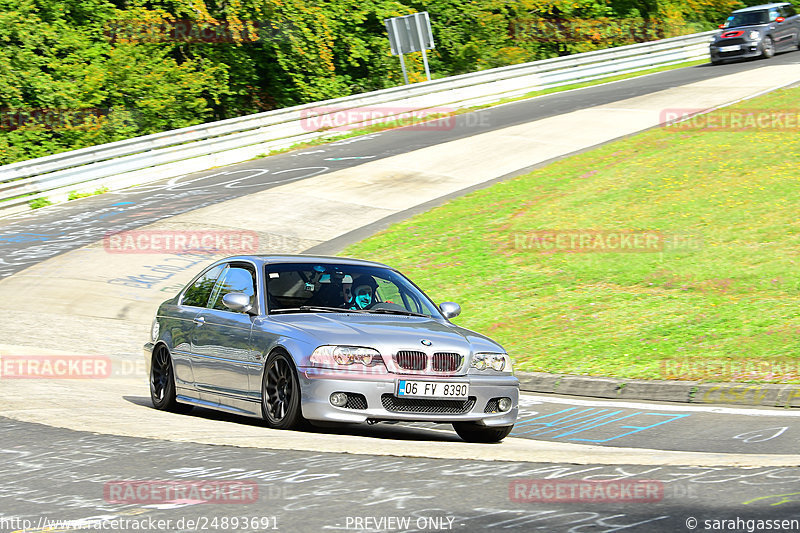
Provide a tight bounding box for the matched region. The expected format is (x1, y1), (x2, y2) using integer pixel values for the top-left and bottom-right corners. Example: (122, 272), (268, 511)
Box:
(0, 30), (714, 215)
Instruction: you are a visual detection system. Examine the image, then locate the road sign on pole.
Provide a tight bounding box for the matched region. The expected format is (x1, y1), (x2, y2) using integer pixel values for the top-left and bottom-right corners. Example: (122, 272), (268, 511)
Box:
(385, 12), (435, 84)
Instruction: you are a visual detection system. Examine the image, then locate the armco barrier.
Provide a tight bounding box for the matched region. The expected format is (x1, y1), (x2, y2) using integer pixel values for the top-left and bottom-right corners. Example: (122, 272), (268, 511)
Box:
(0, 30), (714, 216)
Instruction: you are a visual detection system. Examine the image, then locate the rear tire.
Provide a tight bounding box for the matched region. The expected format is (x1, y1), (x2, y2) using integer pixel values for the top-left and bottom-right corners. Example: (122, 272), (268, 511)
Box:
(453, 422), (513, 443)
(761, 36), (775, 58)
(150, 345), (192, 413)
(261, 350), (305, 429)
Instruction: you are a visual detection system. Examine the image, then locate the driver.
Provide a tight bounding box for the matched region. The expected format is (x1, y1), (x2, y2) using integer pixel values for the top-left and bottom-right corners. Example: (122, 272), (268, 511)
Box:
(347, 275), (378, 310)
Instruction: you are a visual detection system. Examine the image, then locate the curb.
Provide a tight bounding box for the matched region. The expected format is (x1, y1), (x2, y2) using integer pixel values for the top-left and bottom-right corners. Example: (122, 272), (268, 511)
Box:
(516, 371), (800, 409)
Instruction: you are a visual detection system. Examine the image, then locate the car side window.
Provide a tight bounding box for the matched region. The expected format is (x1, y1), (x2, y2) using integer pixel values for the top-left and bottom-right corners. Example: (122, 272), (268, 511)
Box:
(400, 289), (424, 314)
(208, 264), (257, 312)
(769, 8), (779, 21)
(181, 265), (225, 308)
(781, 5), (796, 17)
(376, 279), (401, 305)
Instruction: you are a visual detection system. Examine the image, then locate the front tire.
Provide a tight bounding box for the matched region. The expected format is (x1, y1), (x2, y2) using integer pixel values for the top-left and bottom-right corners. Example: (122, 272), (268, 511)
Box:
(261, 350), (305, 429)
(762, 36), (775, 58)
(453, 422), (513, 443)
(150, 345), (191, 413)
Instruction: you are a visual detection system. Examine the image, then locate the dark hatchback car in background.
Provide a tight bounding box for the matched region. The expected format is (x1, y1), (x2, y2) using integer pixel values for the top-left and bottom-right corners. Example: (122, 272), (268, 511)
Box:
(710, 2), (800, 64)
(144, 255), (519, 443)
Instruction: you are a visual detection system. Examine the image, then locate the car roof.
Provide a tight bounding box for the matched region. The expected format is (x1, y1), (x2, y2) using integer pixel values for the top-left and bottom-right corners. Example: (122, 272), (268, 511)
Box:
(733, 3), (789, 13)
(221, 254), (393, 269)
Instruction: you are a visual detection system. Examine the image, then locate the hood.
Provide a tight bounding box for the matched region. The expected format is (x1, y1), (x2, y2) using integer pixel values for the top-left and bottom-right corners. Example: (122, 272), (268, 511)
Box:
(719, 25), (765, 32)
(268, 312), (504, 361)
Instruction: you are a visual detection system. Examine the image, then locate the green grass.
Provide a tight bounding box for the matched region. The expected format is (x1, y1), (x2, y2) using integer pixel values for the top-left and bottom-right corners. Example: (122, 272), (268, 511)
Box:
(28, 197), (53, 209)
(343, 86), (800, 384)
(68, 186), (111, 201)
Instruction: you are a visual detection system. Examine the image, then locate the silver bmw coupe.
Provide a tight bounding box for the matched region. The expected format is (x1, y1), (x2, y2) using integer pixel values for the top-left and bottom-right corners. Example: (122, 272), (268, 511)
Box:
(144, 255), (519, 442)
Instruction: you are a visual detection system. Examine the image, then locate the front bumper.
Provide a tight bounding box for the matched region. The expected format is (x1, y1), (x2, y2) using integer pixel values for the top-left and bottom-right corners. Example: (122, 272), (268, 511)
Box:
(710, 41), (762, 60)
(143, 342), (154, 376)
(298, 370), (519, 426)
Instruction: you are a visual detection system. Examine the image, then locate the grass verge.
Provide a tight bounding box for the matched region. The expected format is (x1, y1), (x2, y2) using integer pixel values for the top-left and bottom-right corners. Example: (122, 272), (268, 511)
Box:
(342, 85), (800, 383)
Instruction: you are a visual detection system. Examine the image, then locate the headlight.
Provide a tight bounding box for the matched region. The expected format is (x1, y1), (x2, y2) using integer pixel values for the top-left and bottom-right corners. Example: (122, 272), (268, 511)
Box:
(150, 318), (159, 342)
(748, 30), (760, 40)
(471, 353), (512, 373)
(310, 346), (384, 369)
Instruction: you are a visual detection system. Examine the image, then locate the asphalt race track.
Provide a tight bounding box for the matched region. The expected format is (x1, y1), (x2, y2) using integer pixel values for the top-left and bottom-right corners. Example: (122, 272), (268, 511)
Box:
(2, 52), (800, 533)
(2, 417), (799, 533)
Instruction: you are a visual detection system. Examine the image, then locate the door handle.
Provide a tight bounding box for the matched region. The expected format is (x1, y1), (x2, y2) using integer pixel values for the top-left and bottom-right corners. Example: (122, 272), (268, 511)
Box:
(193, 316), (206, 326)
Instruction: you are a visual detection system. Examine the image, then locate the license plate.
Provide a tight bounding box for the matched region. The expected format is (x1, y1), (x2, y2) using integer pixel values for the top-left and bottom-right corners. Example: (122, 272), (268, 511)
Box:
(719, 45), (740, 52)
(397, 380), (468, 399)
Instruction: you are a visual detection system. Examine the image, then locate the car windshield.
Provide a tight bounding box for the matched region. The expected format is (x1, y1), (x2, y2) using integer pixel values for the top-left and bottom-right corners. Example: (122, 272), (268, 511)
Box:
(723, 10), (770, 28)
(266, 262), (443, 318)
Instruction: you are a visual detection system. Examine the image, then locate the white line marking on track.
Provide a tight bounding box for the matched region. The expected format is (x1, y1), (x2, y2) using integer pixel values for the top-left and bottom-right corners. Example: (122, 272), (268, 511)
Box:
(520, 394), (800, 417)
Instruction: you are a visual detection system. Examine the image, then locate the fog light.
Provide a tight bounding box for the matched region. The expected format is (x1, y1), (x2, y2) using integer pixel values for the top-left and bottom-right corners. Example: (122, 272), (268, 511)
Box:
(330, 392), (348, 407)
(498, 397), (512, 411)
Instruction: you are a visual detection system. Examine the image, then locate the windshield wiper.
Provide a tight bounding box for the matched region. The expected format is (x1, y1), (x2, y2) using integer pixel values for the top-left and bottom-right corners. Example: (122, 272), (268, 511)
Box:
(271, 306), (365, 314)
(366, 308), (430, 318)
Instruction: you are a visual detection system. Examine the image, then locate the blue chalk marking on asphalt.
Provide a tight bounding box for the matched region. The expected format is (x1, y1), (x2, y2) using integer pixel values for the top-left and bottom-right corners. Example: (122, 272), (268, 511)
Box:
(512, 407), (622, 438)
(512, 407), (582, 428)
(111, 202), (135, 206)
(566, 412), (691, 443)
(95, 210), (124, 220)
(0, 233), (55, 243)
(510, 407), (691, 442)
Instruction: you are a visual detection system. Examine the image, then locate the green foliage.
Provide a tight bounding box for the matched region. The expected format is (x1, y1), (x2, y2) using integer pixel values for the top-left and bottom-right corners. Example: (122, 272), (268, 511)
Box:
(67, 190), (91, 200)
(28, 197), (53, 209)
(1, 0), (748, 166)
(66, 186), (107, 200)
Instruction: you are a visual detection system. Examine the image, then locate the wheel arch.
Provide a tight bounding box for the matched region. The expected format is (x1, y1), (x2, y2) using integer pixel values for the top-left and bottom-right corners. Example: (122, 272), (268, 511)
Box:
(149, 340), (173, 367)
(257, 337), (312, 381)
